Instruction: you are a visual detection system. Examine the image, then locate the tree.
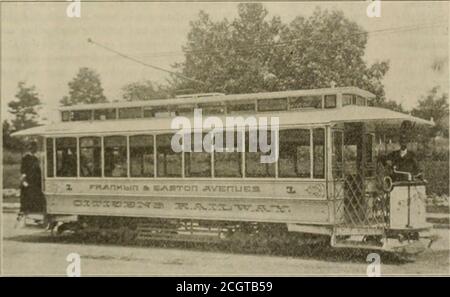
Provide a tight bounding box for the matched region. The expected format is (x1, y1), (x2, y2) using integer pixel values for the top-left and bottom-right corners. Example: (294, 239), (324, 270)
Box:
(8, 81), (41, 132)
(3, 120), (23, 151)
(60, 67), (107, 106)
(378, 99), (405, 113)
(173, 4), (389, 102)
(122, 80), (172, 101)
(412, 86), (449, 138)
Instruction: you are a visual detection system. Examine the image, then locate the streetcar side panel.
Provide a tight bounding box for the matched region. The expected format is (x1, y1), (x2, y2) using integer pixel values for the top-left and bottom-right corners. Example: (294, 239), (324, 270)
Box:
(45, 179), (330, 224)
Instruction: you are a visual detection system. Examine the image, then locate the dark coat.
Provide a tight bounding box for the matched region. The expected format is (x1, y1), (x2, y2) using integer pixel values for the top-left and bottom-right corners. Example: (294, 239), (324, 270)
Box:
(386, 150), (420, 180)
(20, 153), (45, 213)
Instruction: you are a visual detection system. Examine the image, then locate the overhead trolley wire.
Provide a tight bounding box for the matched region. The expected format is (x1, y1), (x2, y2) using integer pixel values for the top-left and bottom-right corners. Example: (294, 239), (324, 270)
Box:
(131, 20), (448, 58)
(87, 38), (206, 85)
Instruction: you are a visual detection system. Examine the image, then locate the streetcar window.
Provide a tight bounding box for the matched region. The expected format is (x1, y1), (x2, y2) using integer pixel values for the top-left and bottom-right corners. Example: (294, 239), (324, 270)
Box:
(356, 96), (366, 106)
(278, 129), (310, 178)
(56, 137), (77, 177)
(61, 111), (70, 122)
(313, 128), (325, 178)
(214, 131), (243, 177)
(119, 107), (142, 119)
(156, 134), (182, 177)
(257, 98), (288, 112)
(46, 138), (54, 177)
(364, 134), (374, 163)
(245, 130), (276, 177)
(289, 96), (322, 109)
(130, 135), (154, 177)
(176, 104), (196, 116)
(104, 136), (128, 177)
(79, 137), (102, 177)
(332, 131), (344, 178)
(324, 95), (337, 109)
(364, 133), (375, 177)
(94, 108), (116, 120)
(72, 110), (93, 121)
(185, 133), (211, 177)
(227, 101), (256, 114)
(153, 106), (175, 118)
(198, 102), (226, 115)
(143, 107), (154, 118)
(342, 94), (353, 106)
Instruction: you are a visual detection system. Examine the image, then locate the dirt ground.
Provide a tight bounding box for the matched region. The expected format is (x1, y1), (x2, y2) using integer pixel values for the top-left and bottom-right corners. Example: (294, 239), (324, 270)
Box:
(1, 212), (449, 276)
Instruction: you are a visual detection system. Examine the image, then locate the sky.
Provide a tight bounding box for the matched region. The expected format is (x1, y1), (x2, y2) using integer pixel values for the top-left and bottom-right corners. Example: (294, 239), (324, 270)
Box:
(1, 1), (449, 123)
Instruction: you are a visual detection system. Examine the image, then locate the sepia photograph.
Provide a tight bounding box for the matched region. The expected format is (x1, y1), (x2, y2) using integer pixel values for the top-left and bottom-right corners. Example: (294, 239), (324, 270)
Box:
(1, 1), (449, 278)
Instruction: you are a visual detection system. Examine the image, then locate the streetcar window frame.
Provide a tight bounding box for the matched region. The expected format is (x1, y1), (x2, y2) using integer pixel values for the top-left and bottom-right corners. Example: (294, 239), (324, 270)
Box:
(245, 130), (276, 177)
(226, 101), (256, 114)
(47, 126), (327, 180)
(55, 137), (78, 177)
(71, 110), (93, 121)
(257, 98), (288, 112)
(94, 108), (117, 120)
(156, 133), (182, 177)
(130, 134), (155, 177)
(46, 138), (54, 177)
(79, 136), (102, 177)
(288, 96), (323, 110)
(184, 133), (212, 178)
(118, 107), (143, 119)
(103, 136), (128, 177)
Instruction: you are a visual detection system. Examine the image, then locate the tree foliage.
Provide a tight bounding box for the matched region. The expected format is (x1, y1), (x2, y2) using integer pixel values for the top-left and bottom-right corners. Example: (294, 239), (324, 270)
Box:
(173, 3), (389, 102)
(412, 86), (449, 137)
(7, 81), (41, 131)
(60, 67), (107, 106)
(122, 80), (172, 101)
(4, 81), (41, 150)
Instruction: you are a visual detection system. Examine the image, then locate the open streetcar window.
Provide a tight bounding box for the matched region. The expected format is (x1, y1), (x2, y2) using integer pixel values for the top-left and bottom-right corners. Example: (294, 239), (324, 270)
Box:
(185, 133), (211, 177)
(175, 104), (196, 116)
(79, 137), (102, 177)
(72, 110), (93, 121)
(130, 135), (154, 177)
(356, 96), (366, 106)
(332, 131), (344, 179)
(278, 129), (311, 178)
(156, 134), (182, 177)
(56, 137), (77, 177)
(104, 136), (128, 177)
(94, 108), (116, 120)
(289, 96), (322, 109)
(46, 138), (54, 177)
(197, 102), (226, 115)
(214, 131), (243, 177)
(245, 130), (275, 177)
(364, 133), (375, 177)
(313, 128), (325, 178)
(257, 98), (288, 112)
(227, 101), (256, 114)
(342, 94), (366, 107)
(119, 107), (142, 119)
(324, 95), (337, 108)
(61, 111), (71, 122)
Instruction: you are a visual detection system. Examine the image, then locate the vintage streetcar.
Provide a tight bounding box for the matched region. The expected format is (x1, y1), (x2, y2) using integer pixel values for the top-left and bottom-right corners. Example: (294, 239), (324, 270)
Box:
(13, 86), (436, 257)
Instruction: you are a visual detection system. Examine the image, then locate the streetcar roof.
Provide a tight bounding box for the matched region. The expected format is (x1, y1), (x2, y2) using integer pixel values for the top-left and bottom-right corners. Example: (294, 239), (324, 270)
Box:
(12, 105), (433, 137)
(58, 87), (375, 111)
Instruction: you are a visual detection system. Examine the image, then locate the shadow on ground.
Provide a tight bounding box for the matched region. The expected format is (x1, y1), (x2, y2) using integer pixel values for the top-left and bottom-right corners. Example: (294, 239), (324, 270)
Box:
(4, 229), (419, 265)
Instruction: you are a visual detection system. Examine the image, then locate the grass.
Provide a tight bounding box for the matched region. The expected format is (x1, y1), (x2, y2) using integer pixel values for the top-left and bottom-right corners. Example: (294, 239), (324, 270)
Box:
(3, 149), (22, 165)
(3, 163), (21, 190)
